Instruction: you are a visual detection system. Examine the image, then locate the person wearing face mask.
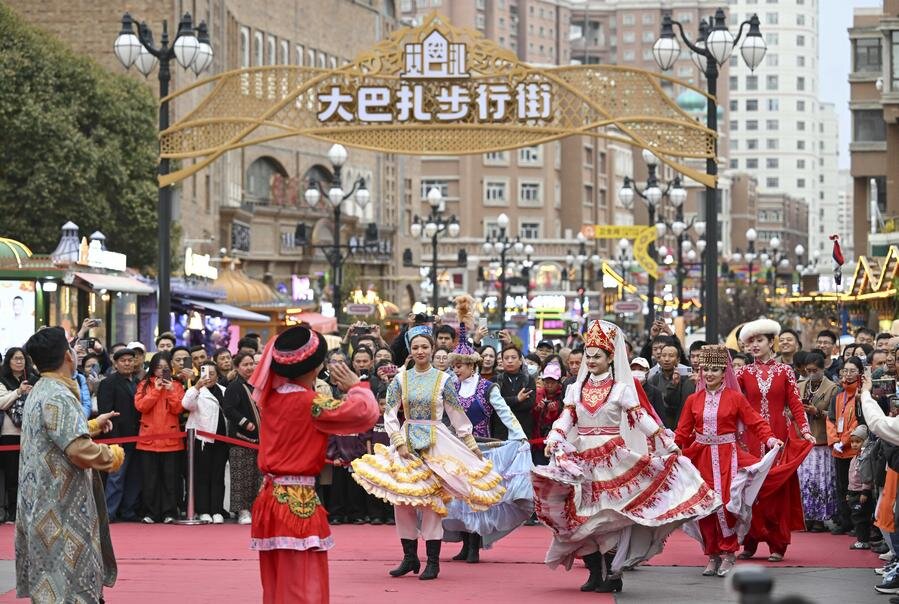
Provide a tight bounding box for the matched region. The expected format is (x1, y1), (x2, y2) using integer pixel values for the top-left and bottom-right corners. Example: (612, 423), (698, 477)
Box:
(827, 356), (865, 537)
(675, 345), (782, 578)
(735, 319), (816, 563)
(796, 351), (841, 533)
(532, 320), (720, 595)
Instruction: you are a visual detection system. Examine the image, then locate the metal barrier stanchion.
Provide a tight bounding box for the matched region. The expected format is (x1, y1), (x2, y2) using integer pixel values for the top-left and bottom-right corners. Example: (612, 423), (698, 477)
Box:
(176, 428), (204, 525)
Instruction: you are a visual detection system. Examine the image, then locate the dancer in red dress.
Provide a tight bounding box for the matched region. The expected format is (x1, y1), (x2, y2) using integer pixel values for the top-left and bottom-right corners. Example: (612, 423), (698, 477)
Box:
(734, 319), (815, 562)
(675, 345), (782, 577)
(249, 326), (379, 603)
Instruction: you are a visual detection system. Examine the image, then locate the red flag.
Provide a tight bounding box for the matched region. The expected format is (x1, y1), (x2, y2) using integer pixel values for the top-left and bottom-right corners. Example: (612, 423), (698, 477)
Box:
(830, 234), (844, 266)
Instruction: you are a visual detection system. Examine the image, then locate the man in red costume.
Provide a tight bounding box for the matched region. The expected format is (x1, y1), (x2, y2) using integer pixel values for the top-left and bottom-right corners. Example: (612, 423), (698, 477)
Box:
(249, 325), (379, 603)
(735, 319), (815, 562)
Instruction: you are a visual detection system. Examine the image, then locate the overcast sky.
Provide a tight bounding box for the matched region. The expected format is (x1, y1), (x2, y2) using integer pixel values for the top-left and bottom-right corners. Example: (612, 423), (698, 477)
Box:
(820, 0), (882, 168)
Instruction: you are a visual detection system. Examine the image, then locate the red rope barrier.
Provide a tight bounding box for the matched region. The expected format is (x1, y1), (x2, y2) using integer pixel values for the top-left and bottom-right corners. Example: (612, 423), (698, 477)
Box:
(0, 430), (262, 452)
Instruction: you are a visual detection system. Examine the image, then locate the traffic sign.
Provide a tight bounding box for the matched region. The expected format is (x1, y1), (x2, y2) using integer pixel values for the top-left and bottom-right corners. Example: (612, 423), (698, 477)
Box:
(345, 303), (376, 316)
(613, 300), (644, 314)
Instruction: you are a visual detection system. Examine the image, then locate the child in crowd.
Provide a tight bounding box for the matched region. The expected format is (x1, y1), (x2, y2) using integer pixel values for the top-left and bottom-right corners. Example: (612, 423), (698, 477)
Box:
(848, 425), (875, 550)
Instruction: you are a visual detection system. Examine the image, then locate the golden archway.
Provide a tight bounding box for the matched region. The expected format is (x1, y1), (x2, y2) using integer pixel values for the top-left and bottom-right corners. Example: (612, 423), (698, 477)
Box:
(159, 12), (716, 188)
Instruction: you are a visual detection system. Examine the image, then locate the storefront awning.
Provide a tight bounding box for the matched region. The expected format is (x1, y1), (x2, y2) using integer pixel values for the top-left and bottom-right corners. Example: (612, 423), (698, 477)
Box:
(181, 299), (269, 323)
(74, 272), (155, 295)
(286, 311), (338, 334)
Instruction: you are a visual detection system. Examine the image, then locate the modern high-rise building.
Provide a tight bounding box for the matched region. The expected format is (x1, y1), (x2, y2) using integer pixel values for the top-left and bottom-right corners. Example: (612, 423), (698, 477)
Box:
(727, 0), (835, 269)
(848, 1), (899, 258)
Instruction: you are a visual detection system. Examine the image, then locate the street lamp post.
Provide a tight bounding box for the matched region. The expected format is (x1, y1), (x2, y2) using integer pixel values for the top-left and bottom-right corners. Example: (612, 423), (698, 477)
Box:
(654, 8), (767, 343)
(745, 227), (758, 284)
(565, 232), (601, 324)
(406, 188), (462, 314)
(619, 150), (685, 327)
(114, 12), (214, 334)
(304, 144), (370, 330)
(483, 214), (524, 328)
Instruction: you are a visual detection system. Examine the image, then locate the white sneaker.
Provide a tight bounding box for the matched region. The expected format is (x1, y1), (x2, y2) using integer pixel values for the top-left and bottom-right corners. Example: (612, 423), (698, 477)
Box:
(881, 552), (895, 561)
(163, 516), (175, 524)
(141, 516), (155, 524)
(198, 514), (213, 524)
(238, 510), (252, 525)
(212, 514), (224, 524)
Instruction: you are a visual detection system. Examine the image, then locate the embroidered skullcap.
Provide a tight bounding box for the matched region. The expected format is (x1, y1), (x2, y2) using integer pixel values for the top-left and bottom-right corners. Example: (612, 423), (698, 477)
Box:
(270, 325), (328, 378)
(739, 318), (781, 343)
(405, 324), (433, 347)
(699, 345), (730, 369)
(583, 320), (617, 354)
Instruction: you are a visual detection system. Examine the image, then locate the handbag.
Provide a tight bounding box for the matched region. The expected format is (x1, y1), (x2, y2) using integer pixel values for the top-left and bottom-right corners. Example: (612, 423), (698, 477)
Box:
(6, 393), (25, 428)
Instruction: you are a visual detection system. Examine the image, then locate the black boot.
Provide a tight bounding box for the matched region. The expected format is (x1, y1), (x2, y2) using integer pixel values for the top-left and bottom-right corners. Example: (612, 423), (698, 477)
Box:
(389, 539), (420, 577)
(579, 552), (604, 592)
(452, 532), (470, 561)
(419, 540), (441, 580)
(596, 552), (623, 593)
(466, 533), (481, 563)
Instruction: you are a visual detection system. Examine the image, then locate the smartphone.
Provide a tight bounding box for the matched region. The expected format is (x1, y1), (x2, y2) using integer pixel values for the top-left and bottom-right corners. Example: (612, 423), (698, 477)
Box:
(161, 367), (172, 381)
(77, 338), (94, 350)
(89, 365), (99, 379)
(873, 378), (896, 397)
(200, 365), (210, 380)
(478, 317), (488, 331)
(89, 318), (103, 327)
(678, 366), (693, 377)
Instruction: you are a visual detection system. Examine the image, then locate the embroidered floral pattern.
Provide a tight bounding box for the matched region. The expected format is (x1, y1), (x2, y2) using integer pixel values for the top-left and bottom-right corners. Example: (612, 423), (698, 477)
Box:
(272, 484), (320, 519)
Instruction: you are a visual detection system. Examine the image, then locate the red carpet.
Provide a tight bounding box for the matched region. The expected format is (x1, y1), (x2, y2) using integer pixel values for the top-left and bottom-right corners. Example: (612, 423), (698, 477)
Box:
(0, 523), (876, 602)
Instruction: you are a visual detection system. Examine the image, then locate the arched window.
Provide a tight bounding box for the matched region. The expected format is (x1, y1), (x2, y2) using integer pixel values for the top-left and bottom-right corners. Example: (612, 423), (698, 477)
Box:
(245, 157), (287, 205)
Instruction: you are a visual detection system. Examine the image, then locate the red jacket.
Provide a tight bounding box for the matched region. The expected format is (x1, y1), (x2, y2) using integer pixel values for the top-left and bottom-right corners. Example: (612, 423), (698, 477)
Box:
(532, 387), (563, 445)
(134, 380), (185, 452)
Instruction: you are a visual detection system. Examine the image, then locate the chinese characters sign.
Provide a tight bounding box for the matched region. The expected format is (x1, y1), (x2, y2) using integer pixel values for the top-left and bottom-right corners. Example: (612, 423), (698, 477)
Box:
(317, 30), (553, 125)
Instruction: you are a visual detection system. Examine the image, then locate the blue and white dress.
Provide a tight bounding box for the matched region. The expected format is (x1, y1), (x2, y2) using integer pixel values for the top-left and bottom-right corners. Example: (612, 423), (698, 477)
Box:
(443, 374), (534, 548)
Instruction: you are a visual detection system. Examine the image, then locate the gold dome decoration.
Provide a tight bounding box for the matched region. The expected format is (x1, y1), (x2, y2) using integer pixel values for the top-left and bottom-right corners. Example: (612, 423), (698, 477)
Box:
(215, 259), (279, 306)
(0, 238), (34, 268)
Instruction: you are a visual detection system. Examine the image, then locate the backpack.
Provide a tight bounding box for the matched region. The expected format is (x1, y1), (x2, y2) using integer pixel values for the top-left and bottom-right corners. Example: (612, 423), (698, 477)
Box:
(857, 438), (877, 485)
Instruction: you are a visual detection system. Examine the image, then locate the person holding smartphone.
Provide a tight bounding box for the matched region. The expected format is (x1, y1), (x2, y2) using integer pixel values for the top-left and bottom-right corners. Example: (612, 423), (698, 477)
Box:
(134, 353), (186, 524)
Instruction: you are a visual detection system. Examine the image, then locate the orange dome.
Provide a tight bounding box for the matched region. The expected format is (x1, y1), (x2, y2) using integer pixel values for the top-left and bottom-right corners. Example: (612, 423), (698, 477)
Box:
(215, 266), (279, 306)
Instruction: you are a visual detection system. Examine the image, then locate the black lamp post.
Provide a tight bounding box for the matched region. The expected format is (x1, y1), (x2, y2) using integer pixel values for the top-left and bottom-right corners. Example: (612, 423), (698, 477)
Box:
(653, 8), (767, 343)
(114, 12), (214, 335)
(483, 213), (524, 329)
(564, 232), (600, 324)
(618, 150), (686, 328)
(407, 187), (461, 314)
(303, 144), (370, 330)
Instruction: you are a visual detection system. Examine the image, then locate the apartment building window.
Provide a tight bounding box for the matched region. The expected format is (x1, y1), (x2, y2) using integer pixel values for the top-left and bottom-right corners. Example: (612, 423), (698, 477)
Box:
(267, 35), (277, 66)
(622, 14), (635, 25)
(240, 27), (250, 68)
(766, 75), (778, 90)
(767, 33), (778, 45)
(623, 50), (635, 61)
(796, 56), (805, 68)
(746, 120), (758, 131)
(730, 159), (739, 169)
(623, 31), (635, 43)
(766, 158), (778, 169)
(485, 180), (509, 205)
(729, 100), (738, 111)
(797, 121), (806, 131)
(520, 222), (541, 239)
(584, 185), (594, 206)
(307, 48), (316, 66)
(253, 32), (264, 66)
(766, 53), (778, 67)
(746, 75), (758, 90)
(797, 100), (806, 111)
(642, 13), (654, 25)
(763, 120), (778, 131)
(729, 76), (738, 90)
(280, 40), (290, 65)
(747, 158), (759, 169)
(476, 14), (486, 30)
(519, 181), (543, 206)
(767, 99), (779, 111)
(318, 54), (327, 69)
(797, 178), (806, 188)
(766, 138), (778, 149)
(676, 12), (693, 23)
(766, 177), (778, 188)
(746, 99), (758, 111)
(295, 44), (304, 65)
(730, 139), (739, 150)
(797, 35), (805, 47)
(476, 0), (486, 8)
(797, 140), (806, 150)
(797, 76), (805, 91)
(797, 159), (806, 169)
(485, 221), (505, 239)
(853, 38), (882, 72)
(747, 139), (758, 150)
(643, 31), (656, 43)
(854, 109), (887, 142)
(554, 183), (561, 208)
(797, 14), (806, 26)
(766, 12), (777, 25)
(420, 180), (449, 199)
(519, 146), (542, 165)
(484, 151), (509, 165)
(643, 49), (654, 61)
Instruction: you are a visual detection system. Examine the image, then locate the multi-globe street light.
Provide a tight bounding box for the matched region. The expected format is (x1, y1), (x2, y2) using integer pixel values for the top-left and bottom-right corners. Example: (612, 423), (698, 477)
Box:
(405, 188), (464, 314)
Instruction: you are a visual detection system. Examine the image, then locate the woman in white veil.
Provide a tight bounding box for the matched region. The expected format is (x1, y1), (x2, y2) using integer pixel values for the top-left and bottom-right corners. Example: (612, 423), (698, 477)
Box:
(532, 320), (721, 594)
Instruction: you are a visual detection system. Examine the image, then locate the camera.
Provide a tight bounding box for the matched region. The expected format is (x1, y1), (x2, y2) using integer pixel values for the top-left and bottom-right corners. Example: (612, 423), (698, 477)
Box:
(355, 325), (372, 335)
(413, 312), (433, 324)
(76, 338), (95, 351)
